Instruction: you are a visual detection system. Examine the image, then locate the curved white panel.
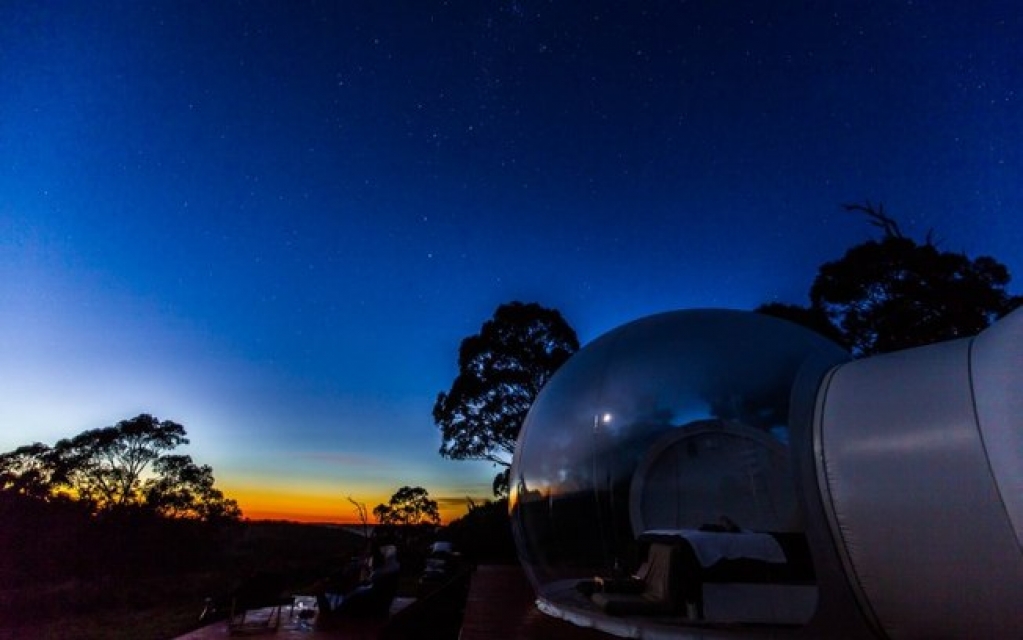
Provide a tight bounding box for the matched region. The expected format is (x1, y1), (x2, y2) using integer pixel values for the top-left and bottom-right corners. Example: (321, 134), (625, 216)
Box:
(971, 307), (1023, 549)
(817, 338), (1023, 638)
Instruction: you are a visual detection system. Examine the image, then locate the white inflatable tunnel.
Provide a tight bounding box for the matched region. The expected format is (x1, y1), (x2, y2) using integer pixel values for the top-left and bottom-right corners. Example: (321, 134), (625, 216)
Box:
(816, 308), (1023, 638)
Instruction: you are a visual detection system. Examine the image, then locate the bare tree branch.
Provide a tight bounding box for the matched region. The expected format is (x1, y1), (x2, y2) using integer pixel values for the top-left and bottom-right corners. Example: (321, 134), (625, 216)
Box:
(347, 496), (370, 540)
(843, 201), (903, 239)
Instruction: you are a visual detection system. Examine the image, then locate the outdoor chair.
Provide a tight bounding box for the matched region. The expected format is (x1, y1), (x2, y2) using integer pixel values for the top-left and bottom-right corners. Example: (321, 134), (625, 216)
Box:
(226, 571), (292, 635)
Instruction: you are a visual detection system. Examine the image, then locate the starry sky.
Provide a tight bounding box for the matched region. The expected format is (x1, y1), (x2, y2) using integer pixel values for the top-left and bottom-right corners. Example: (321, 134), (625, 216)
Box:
(2, 1), (1020, 523)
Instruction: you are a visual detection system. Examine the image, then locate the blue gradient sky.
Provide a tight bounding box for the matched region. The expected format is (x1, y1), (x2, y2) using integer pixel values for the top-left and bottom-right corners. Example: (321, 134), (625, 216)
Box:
(2, 1), (1020, 521)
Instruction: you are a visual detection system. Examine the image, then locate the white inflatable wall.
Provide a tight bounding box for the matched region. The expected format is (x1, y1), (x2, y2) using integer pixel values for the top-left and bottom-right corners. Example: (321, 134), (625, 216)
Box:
(815, 308), (1023, 638)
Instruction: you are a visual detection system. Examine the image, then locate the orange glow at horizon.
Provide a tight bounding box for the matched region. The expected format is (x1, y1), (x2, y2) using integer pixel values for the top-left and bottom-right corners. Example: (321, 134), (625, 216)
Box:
(226, 485), (479, 526)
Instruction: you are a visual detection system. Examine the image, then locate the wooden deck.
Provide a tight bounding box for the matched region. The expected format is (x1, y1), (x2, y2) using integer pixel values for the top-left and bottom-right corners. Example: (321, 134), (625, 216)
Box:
(175, 601), (402, 640)
(459, 566), (610, 640)
(177, 565), (608, 640)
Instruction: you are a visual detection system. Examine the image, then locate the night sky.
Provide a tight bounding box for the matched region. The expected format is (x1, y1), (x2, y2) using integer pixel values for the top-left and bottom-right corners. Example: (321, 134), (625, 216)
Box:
(2, 2), (1020, 522)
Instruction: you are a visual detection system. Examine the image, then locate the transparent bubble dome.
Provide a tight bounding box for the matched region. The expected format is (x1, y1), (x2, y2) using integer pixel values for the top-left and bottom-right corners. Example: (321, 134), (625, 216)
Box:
(509, 309), (849, 605)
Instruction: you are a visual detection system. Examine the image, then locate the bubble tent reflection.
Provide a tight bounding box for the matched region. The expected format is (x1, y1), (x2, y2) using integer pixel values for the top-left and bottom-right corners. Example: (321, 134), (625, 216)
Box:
(508, 309), (849, 636)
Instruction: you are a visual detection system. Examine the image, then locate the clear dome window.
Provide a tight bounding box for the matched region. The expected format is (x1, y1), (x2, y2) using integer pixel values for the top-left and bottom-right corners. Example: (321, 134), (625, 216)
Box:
(510, 309), (848, 631)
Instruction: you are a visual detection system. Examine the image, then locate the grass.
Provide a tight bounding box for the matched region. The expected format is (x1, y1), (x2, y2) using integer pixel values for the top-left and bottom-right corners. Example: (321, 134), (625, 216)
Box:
(0, 571), (228, 640)
(0, 602), (201, 640)
(0, 521), (374, 640)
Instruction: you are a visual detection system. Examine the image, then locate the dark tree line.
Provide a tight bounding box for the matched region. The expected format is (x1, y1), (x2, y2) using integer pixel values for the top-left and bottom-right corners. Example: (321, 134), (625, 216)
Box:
(0, 414), (241, 587)
(374, 485), (441, 527)
(442, 498), (517, 564)
(758, 203), (1021, 356)
(0, 413), (239, 520)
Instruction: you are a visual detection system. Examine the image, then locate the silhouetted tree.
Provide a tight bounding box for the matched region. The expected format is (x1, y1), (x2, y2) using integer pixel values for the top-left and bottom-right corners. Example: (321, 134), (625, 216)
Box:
(144, 454), (241, 521)
(0, 414), (239, 522)
(373, 486), (441, 527)
(1, 415), (242, 587)
(0, 443), (60, 500)
(434, 301), (579, 496)
(758, 202), (1021, 356)
(49, 414), (189, 510)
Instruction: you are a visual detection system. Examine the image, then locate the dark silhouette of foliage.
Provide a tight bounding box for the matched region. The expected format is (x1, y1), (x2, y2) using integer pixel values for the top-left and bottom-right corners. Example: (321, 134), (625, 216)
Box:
(434, 301), (579, 495)
(758, 202), (1021, 357)
(442, 498), (517, 564)
(145, 454), (241, 521)
(0, 490), (94, 585)
(0, 413), (239, 521)
(372, 486), (442, 560)
(0, 442), (60, 499)
(0, 415), (244, 615)
(48, 414), (189, 510)
(374, 485), (441, 527)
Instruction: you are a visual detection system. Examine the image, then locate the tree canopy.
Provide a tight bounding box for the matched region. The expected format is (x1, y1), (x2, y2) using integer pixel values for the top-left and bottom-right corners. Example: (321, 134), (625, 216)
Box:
(373, 485), (440, 527)
(144, 454), (241, 521)
(0, 414), (239, 521)
(759, 203), (1022, 356)
(433, 301), (579, 495)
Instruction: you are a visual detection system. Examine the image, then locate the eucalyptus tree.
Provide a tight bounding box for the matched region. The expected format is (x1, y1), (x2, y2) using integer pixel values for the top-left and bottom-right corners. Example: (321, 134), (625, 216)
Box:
(434, 301), (579, 495)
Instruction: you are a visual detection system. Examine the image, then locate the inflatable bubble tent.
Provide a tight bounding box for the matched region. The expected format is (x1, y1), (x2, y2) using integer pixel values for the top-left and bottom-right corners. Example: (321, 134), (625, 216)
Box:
(509, 308), (1023, 639)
